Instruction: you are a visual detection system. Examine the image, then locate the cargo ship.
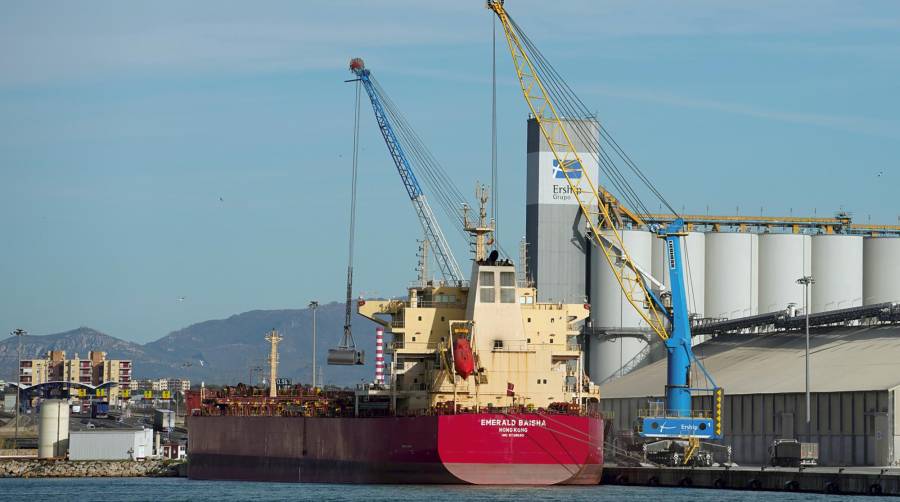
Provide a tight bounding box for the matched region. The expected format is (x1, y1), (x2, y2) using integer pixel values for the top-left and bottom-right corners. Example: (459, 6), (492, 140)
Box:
(187, 196), (604, 484)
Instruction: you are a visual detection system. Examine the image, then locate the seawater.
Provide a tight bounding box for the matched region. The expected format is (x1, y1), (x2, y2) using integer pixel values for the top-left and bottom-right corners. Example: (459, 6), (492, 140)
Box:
(0, 478), (876, 501)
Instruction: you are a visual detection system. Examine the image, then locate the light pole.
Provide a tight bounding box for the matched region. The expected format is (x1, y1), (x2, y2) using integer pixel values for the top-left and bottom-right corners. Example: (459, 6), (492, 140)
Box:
(10, 329), (26, 453)
(309, 301), (319, 389)
(796, 276), (815, 436)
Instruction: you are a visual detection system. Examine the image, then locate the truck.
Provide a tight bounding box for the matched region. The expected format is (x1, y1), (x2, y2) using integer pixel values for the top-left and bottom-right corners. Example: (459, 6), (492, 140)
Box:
(770, 439), (819, 467)
(153, 409), (175, 432)
(90, 401), (109, 419)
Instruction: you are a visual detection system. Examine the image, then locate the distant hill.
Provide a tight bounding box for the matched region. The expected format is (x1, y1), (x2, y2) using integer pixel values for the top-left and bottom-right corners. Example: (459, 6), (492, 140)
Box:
(0, 303), (380, 387)
(0, 327), (157, 377)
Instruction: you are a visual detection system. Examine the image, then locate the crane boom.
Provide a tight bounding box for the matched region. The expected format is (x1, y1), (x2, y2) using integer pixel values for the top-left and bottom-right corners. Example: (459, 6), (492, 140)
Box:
(488, 1), (723, 457)
(349, 58), (464, 283)
(486, 2), (668, 342)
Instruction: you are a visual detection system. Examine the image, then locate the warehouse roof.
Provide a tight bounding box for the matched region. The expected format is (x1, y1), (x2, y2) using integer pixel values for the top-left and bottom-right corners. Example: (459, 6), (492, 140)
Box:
(598, 325), (900, 398)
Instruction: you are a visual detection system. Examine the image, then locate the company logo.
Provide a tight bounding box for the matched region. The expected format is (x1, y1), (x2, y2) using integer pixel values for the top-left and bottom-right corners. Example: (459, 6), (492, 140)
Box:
(552, 159), (582, 179)
(658, 423), (676, 433)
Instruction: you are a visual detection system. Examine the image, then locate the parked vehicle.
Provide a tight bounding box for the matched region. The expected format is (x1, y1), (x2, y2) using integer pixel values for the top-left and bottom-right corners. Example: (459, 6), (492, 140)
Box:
(769, 439), (818, 467)
(91, 402), (109, 419)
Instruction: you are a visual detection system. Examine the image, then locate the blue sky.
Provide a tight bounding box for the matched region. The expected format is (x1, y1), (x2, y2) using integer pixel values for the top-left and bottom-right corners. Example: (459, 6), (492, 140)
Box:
(2, 1), (899, 343)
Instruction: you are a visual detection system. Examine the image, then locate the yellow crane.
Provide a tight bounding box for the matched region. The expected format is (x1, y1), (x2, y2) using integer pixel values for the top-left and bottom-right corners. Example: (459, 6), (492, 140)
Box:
(486, 0), (668, 342)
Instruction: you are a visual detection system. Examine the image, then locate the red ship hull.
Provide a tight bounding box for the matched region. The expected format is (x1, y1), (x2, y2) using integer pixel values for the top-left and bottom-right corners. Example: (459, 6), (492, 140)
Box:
(187, 413), (603, 484)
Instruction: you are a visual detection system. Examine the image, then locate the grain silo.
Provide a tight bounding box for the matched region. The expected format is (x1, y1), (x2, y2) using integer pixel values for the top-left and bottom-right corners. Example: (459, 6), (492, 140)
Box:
(588, 229), (653, 382)
(705, 233), (758, 319)
(811, 235), (863, 313)
(863, 237), (900, 305)
(652, 231), (706, 318)
(758, 233), (811, 314)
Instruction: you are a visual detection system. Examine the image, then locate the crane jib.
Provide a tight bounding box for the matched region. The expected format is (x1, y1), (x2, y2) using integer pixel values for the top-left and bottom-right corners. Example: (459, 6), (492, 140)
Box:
(351, 61), (463, 282)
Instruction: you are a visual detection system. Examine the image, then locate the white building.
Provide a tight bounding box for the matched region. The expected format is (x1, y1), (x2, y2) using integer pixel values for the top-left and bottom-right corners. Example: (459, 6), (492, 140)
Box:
(69, 429), (155, 460)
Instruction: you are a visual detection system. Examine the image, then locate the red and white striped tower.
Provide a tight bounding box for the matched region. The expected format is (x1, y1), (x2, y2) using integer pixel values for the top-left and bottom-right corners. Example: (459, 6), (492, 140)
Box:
(375, 327), (385, 385)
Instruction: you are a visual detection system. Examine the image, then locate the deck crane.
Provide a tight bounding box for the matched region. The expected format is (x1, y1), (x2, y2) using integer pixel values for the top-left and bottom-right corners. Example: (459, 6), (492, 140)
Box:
(487, 1), (724, 464)
(348, 58), (465, 283)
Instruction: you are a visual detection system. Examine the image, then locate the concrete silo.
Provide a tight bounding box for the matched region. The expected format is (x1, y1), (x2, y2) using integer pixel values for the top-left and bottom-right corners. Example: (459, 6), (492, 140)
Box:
(588, 229), (653, 382)
(38, 399), (70, 459)
(705, 233), (759, 319)
(652, 231), (706, 318)
(811, 235), (863, 313)
(758, 234), (811, 314)
(863, 237), (900, 305)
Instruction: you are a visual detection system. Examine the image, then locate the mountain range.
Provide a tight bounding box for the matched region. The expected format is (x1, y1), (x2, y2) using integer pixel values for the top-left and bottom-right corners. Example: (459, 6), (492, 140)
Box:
(0, 303), (379, 387)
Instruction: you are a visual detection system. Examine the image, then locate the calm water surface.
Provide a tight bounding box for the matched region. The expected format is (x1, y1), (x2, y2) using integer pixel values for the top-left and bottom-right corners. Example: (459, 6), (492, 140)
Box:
(0, 478), (877, 501)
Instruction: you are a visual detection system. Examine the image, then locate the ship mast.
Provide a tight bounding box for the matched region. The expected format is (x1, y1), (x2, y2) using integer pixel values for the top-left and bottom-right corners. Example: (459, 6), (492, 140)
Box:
(265, 329), (283, 398)
(463, 184), (495, 261)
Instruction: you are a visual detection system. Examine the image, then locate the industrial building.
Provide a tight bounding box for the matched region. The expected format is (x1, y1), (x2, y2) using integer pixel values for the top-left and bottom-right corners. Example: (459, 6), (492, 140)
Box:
(579, 227), (900, 384)
(517, 111), (900, 467)
(69, 428), (155, 461)
(598, 325), (900, 466)
(522, 113), (900, 388)
(524, 117), (598, 305)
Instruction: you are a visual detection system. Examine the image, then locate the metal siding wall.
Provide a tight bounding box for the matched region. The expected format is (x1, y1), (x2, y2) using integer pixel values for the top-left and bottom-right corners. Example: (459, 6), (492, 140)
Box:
(601, 391), (891, 466)
(526, 204), (588, 303)
(893, 389), (899, 465)
(854, 392), (864, 465)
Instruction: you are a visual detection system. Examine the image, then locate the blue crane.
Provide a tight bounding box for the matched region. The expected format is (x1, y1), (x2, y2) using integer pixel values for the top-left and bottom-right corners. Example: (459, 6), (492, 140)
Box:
(348, 58), (463, 283)
(638, 220), (723, 462)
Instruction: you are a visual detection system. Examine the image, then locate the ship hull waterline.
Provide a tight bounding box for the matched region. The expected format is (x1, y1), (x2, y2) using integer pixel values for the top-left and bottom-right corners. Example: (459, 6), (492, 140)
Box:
(187, 413), (603, 485)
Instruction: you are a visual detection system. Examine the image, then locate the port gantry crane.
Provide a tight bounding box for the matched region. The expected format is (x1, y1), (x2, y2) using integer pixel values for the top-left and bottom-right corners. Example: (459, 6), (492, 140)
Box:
(348, 58), (464, 283)
(487, 0), (724, 464)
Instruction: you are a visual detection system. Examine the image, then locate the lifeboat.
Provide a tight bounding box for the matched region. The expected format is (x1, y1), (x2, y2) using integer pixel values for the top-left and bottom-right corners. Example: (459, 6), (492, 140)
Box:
(453, 337), (475, 379)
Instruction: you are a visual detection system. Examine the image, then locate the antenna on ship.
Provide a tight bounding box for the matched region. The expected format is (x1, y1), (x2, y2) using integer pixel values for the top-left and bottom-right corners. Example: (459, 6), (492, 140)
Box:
(464, 184), (495, 262)
(265, 329), (283, 398)
(329, 74), (365, 366)
(416, 238), (430, 287)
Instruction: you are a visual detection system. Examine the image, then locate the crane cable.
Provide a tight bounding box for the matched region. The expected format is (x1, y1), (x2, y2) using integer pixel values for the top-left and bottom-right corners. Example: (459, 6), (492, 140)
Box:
(491, 15), (500, 243)
(510, 20), (643, 220)
(370, 76), (468, 239)
(505, 13), (680, 221)
(369, 74), (511, 259)
(507, 14), (655, 219)
(341, 79), (362, 350)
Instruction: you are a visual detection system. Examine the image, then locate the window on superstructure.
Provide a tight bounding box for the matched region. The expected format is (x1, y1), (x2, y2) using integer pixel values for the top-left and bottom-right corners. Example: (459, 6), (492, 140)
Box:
(480, 271), (495, 303)
(500, 271), (515, 303)
(435, 294), (457, 304)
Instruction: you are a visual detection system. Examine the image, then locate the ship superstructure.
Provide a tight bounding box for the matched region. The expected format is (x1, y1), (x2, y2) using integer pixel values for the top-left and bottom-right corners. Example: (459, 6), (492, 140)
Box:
(357, 194), (597, 414)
